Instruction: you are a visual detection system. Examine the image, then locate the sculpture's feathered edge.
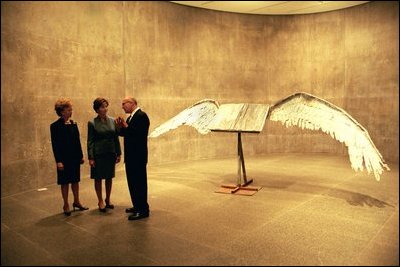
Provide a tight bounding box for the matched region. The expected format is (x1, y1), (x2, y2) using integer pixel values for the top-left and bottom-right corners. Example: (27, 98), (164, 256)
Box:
(148, 99), (220, 138)
(268, 92), (390, 181)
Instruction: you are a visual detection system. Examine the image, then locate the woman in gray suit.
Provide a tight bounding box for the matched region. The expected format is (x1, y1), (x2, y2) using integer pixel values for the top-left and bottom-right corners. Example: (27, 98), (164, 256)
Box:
(88, 97), (121, 212)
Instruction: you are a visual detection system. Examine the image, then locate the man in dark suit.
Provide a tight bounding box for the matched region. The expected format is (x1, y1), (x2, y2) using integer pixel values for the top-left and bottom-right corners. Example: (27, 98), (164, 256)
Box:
(116, 97), (150, 220)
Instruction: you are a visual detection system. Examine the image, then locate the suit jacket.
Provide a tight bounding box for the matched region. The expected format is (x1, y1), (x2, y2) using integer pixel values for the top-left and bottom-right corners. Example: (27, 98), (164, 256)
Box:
(50, 118), (83, 163)
(118, 109), (150, 164)
(87, 116), (121, 159)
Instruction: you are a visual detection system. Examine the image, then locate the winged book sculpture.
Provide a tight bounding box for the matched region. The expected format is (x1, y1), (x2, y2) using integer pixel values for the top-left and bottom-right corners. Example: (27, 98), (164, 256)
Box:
(149, 92), (389, 188)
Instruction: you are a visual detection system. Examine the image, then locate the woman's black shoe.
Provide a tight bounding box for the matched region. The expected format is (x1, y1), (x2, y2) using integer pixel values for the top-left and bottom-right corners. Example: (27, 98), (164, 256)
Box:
(73, 203), (89, 211)
(63, 206), (71, 216)
(98, 203), (106, 212)
(105, 201), (114, 209)
(105, 203), (114, 209)
(64, 211), (71, 216)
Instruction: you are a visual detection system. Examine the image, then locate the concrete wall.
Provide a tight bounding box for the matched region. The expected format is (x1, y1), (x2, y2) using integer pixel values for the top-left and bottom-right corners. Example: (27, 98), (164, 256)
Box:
(1, 1), (125, 196)
(1, 1), (398, 196)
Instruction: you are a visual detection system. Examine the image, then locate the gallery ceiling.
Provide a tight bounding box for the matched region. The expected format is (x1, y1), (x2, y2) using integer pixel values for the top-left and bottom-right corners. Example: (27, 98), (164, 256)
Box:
(170, 1), (370, 15)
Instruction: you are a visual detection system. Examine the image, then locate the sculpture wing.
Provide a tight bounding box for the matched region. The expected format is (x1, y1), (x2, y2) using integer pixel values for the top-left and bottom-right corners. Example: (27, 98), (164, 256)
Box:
(149, 99), (220, 138)
(268, 92), (390, 181)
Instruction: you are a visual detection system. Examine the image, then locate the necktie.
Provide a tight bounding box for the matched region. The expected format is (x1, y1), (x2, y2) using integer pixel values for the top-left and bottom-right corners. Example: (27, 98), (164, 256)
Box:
(126, 115), (132, 124)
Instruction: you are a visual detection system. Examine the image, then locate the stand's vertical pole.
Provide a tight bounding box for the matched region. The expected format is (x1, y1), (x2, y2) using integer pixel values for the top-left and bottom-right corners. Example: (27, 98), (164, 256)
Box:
(239, 133), (247, 183)
(237, 132), (242, 185)
(237, 132), (248, 185)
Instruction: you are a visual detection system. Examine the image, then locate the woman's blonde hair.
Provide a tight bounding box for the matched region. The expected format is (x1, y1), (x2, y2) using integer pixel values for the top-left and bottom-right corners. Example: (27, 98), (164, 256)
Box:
(54, 98), (72, 116)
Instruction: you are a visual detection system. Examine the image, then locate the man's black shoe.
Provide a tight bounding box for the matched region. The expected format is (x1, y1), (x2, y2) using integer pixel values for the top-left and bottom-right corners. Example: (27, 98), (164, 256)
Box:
(128, 212), (149, 220)
(125, 207), (136, 213)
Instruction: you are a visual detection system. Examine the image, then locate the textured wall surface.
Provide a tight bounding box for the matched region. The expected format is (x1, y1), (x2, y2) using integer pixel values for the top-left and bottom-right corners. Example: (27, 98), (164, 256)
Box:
(1, 2), (125, 196)
(1, 1), (398, 196)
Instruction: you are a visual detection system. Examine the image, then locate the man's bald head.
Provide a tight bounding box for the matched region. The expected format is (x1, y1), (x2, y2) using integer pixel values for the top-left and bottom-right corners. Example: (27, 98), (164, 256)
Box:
(123, 96), (137, 105)
(122, 97), (137, 113)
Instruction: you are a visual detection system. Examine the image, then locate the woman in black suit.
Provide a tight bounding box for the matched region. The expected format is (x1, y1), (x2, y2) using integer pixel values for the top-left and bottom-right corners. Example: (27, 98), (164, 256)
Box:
(50, 98), (89, 216)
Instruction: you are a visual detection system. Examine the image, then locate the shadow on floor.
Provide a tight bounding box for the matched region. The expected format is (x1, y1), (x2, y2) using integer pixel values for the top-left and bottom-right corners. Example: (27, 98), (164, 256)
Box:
(36, 214), (68, 227)
(324, 188), (394, 208)
(215, 173), (393, 208)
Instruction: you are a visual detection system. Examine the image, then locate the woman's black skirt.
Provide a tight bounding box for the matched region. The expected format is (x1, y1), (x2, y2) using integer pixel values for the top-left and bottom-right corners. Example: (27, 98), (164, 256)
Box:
(57, 160), (81, 185)
(90, 153), (116, 180)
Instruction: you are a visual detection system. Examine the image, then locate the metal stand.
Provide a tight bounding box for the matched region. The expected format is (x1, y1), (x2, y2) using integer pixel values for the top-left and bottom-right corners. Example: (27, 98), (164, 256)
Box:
(215, 132), (262, 196)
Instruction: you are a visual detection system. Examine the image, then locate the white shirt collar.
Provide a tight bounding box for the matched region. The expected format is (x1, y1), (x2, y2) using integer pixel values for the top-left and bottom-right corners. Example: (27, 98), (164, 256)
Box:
(129, 107), (140, 118)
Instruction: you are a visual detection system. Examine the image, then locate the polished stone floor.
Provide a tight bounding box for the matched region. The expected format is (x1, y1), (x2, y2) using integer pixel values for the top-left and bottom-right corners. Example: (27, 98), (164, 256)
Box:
(1, 153), (399, 266)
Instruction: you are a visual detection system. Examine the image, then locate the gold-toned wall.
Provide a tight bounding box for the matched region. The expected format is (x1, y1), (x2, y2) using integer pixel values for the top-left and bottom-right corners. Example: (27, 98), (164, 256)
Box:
(1, 1), (125, 195)
(1, 1), (398, 196)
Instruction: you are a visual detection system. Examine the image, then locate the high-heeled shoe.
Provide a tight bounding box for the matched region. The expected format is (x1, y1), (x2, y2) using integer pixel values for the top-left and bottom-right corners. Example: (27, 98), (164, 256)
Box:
(98, 203), (106, 212)
(73, 203), (89, 211)
(105, 201), (114, 209)
(63, 206), (71, 216)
